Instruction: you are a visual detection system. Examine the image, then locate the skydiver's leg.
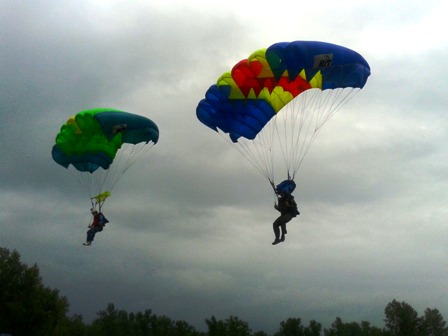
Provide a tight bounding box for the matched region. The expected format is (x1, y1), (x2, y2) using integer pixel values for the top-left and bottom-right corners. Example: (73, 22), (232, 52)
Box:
(280, 223), (286, 241)
(86, 228), (96, 243)
(280, 214), (294, 241)
(272, 216), (282, 245)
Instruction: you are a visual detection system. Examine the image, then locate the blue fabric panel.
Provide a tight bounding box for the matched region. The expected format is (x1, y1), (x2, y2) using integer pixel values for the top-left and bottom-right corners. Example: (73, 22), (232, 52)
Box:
(266, 41), (371, 88)
(93, 111), (159, 144)
(196, 84), (276, 142)
(51, 146), (113, 173)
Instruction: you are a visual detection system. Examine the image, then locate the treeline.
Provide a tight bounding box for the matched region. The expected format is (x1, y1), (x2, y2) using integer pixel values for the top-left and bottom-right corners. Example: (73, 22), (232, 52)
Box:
(1, 247), (447, 336)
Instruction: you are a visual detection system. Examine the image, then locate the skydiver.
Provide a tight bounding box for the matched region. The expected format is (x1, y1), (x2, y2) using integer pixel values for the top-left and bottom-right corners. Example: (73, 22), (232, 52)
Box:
(83, 208), (109, 246)
(272, 191), (300, 245)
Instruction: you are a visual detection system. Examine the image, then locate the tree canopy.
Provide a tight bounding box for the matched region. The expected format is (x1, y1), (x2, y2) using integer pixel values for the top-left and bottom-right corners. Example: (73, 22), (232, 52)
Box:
(1, 246), (447, 336)
(0, 247), (69, 336)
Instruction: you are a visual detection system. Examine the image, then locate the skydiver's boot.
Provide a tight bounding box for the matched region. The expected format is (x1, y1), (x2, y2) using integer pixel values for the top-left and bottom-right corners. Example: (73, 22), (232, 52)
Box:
(272, 238), (281, 245)
(280, 234), (285, 242)
(83, 241), (91, 246)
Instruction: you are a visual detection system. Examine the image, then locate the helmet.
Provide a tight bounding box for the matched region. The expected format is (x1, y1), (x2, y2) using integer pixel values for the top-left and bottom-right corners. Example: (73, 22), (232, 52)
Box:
(90, 208), (98, 214)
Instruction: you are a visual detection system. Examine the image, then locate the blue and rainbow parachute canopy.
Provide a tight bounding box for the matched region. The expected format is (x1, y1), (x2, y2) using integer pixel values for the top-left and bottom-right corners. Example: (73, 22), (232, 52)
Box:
(197, 41), (370, 142)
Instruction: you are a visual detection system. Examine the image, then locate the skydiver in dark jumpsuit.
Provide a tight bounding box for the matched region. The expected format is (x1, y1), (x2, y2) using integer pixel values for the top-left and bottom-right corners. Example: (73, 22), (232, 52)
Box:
(272, 191), (300, 245)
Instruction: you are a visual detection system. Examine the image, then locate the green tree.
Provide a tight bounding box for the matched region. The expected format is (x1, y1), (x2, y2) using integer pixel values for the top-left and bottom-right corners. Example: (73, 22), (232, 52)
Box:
(384, 299), (419, 336)
(150, 314), (174, 336)
(59, 314), (88, 336)
(89, 303), (204, 336)
(251, 331), (269, 336)
(325, 317), (358, 336)
(206, 316), (227, 336)
(133, 309), (153, 336)
(305, 320), (323, 336)
(0, 247), (69, 336)
(227, 315), (251, 336)
(206, 315), (251, 336)
(274, 318), (321, 336)
(359, 321), (385, 336)
(90, 303), (136, 336)
(274, 317), (305, 336)
(418, 308), (448, 336)
(324, 317), (385, 336)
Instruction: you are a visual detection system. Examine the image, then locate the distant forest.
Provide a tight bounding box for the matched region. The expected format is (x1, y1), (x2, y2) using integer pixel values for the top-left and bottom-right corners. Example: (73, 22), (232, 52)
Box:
(1, 246), (447, 336)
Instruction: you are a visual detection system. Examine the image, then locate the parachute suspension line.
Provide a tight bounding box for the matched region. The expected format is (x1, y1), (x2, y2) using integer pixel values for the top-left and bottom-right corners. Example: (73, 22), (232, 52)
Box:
(64, 163), (108, 201)
(214, 88), (362, 191)
(277, 87), (361, 180)
(276, 91), (305, 178)
(100, 142), (155, 193)
(121, 142), (151, 172)
(272, 108), (291, 181)
(293, 90), (318, 177)
(66, 168), (109, 210)
(270, 180), (279, 203)
(67, 168), (94, 200)
(271, 90), (320, 181)
(103, 144), (133, 192)
(218, 127), (275, 184)
(65, 142), (156, 205)
(90, 196), (102, 212)
(315, 88), (360, 130)
(252, 115), (277, 182)
(288, 89), (335, 178)
(291, 90), (328, 176)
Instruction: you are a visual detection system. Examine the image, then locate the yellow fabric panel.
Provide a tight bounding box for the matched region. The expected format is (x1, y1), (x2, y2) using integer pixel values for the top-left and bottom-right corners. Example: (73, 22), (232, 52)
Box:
(217, 72), (245, 99)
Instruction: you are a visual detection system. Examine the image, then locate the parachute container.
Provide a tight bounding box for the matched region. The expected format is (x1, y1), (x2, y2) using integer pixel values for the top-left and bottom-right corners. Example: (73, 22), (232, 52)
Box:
(275, 180), (296, 195)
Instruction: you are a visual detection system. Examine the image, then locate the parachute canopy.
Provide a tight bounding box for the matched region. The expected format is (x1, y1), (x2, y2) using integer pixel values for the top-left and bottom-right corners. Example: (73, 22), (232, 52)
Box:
(197, 41), (370, 142)
(52, 108), (159, 173)
(52, 108), (159, 207)
(196, 41), (370, 189)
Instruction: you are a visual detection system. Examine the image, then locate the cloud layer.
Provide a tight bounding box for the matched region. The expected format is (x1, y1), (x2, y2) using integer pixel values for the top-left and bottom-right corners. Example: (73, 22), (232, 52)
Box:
(1, 0), (448, 333)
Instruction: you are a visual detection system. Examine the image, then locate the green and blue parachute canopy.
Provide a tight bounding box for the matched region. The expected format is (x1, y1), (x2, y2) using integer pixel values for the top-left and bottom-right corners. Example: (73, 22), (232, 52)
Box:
(52, 108), (159, 206)
(52, 108), (159, 173)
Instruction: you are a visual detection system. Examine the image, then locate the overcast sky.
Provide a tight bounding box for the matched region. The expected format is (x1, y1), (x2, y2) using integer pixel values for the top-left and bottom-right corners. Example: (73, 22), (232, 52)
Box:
(1, 0), (448, 334)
